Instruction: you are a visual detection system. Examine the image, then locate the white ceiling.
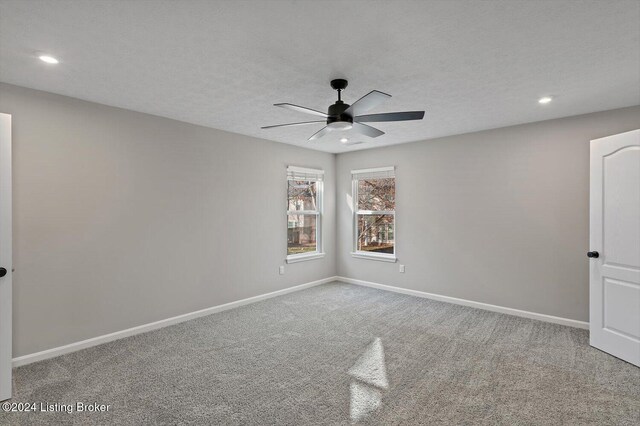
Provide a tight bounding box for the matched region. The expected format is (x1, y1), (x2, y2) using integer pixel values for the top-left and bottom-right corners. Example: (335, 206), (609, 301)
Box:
(1, 0), (639, 153)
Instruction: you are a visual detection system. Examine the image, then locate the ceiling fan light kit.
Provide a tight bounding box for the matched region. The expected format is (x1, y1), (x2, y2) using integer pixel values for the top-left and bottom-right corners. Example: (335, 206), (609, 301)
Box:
(262, 79), (425, 142)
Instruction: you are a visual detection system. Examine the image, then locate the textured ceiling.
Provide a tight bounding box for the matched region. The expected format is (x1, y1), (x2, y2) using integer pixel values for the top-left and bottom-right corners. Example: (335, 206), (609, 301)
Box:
(1, 0), (639, 153)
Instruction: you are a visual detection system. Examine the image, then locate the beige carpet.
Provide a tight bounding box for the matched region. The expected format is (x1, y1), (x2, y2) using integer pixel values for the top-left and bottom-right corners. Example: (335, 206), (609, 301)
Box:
(2, 282), (639, 425)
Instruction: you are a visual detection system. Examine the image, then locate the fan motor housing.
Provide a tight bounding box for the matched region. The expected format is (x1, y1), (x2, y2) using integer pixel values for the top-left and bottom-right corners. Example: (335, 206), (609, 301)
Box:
(327, 101), (353, 129)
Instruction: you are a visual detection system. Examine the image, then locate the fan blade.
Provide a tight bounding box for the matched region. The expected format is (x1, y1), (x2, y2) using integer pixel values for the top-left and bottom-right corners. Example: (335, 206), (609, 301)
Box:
(352, 122), (385, 138)
(355, 111), (425, 123)
(344, 90), (391, 117)
(261, 120), (325, 129)
(308, 126), (331, 141)
(275, 103), (328, 118)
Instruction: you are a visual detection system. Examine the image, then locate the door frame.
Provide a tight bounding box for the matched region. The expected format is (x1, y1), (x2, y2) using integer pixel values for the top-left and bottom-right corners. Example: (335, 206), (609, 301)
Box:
(0, 113), (12, 401)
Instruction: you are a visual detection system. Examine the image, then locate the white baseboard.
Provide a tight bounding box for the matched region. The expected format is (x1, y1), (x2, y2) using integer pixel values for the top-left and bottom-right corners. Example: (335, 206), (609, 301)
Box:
(336, 276), (589, 329)
(12, 276), (338, 367)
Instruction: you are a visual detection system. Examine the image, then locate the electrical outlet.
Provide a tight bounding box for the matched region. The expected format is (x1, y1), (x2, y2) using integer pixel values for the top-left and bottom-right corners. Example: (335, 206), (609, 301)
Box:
(399, 264), (405, 273)
(279, 265), (285, 275)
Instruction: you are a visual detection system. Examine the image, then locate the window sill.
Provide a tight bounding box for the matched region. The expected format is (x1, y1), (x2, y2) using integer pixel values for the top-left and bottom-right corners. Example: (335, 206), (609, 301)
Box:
(350, 252), (397, 263)
(286, 252), (325, 264)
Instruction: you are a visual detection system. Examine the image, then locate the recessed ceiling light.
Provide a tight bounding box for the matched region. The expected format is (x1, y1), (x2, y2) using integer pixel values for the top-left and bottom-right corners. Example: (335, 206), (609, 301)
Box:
(538, 96), (552, 104)
(38, 54), (59, 64)
(340, 137), (349, 143)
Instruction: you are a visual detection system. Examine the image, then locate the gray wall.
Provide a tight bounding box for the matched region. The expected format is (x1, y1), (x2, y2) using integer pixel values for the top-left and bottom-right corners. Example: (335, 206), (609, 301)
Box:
(337, 106), (640, 322)
(0, 83), (336, 357)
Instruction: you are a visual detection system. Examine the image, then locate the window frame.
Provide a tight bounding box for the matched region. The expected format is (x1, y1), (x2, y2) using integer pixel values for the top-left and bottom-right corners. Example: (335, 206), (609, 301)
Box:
(351, 166), (397, 263)
(286, 166), (325, 264)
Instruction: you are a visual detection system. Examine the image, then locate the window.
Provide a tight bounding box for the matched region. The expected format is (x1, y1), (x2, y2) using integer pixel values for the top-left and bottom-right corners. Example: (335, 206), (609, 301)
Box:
(286, 166), (324, 263)
(352, 167), (396, 262)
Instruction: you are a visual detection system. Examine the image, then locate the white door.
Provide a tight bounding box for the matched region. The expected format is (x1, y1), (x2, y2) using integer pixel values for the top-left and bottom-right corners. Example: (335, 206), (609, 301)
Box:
(0, 113), (11, 400)
(589, 129), (640, 367)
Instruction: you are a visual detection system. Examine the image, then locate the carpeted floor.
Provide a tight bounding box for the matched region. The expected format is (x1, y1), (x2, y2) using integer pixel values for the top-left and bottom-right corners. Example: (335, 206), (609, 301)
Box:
(1, 282), (639, 425)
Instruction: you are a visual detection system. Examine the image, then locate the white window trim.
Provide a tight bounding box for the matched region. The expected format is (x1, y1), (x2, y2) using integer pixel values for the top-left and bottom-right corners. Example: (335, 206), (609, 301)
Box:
(351, 167), (397, 262)
(286, 252), (326, 264)
(350, 251), (397, 262)
(286, 166), (324, 263)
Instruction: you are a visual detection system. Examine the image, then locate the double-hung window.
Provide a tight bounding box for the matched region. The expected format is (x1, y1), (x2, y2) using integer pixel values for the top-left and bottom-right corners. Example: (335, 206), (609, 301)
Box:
(351, 167), (396, 262)
(286, 166), (324, 263)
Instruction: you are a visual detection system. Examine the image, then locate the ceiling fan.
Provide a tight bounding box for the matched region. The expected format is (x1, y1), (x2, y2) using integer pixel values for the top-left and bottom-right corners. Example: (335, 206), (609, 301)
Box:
(262, 79), (425, 141)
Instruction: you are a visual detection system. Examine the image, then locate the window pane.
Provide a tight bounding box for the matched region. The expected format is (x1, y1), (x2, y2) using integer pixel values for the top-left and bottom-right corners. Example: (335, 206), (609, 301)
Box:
(288, 214), (317, 255)
(358, 178), (395, 211)
(288, 180), (317, 211)
(357, 214), (394, 254)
